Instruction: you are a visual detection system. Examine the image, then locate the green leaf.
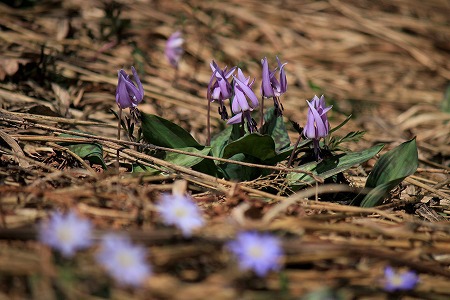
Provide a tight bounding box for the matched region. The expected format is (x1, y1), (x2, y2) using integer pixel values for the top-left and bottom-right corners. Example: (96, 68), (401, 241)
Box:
(132, 147), (212, 174)
(260, 107), (291, 151)
(329, 114), (352, 135)
(141, 112), (201, 148)
(358, 138), (418, 207)
(222, 133), (278, 161)
(210, 126), (232, 158)
(288, 144), (384, 187)
(218, 153), (262, 181)
(58, 134), (106, 169)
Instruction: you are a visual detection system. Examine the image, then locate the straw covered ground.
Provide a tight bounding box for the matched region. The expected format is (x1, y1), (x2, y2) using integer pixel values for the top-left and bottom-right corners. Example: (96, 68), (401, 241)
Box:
(0, 0), (449, 299)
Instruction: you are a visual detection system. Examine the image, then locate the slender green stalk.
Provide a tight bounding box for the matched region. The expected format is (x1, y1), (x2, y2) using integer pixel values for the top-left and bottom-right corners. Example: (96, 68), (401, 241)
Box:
(287, 134), (302, 167)
(206, 100), (211, 146)
(116, 108), (122, 168)
(260, 97), (264, 129)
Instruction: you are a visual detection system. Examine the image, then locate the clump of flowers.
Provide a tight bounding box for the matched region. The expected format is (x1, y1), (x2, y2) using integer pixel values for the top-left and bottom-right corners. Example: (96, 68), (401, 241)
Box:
(156, 193), (204, 237)
(227, 68), (259, 133)
(384, 266), (419, 292)
(227, 231), (283, 277)
(96, 234), (152, 286)
(165, 31), (184, 70)
(260, 56), (288, 123)
(38, 210), (92, 257)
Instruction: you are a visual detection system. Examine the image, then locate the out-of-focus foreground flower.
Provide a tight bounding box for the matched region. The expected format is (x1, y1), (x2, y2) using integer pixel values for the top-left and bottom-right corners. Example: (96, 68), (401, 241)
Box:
(96, 234), (152, 286)
(156, 193), (204, 237)
(227, 68), (259, 133)
(303, 95), (332, 160)
(384, 266), (419, 292)
(165, 31), (184, 69)
(260, 57), (287, 117)
(116, 66), (144, 109)
(227, 231), (283, 277)
(38, 210), (92, 257)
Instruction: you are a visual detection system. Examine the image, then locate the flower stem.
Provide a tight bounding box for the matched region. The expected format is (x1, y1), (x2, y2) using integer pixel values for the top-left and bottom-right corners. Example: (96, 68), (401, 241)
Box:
(287, 134), (302, 167)
(116, 108), (122, 169)
(206, 100), (211, 146)
(260, 97), (264, 129)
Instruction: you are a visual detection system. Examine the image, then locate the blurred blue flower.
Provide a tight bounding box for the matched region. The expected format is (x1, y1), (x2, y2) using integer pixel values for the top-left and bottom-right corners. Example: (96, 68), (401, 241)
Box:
(384, 266), (419, 292)
(38, 210), (92, 257)
(227, 231), (283, 277)
(227, 68), (259, 132)
(116, 66), (144, 109)
(165, 31), (184, 69)
(261, 57), (287, 116)
(207, 61), (236, 120)
(156, 194), (204, 237)
(96, 234), (151, 286)
(303, 95), (332, 160)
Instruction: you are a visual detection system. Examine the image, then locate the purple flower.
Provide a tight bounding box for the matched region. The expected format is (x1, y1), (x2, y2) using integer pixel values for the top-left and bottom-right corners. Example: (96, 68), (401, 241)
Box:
(227, 231), (283, 277)
(116, 66), (144, 109)
(165, 31), (184, 69)
(260, 57), (287, 116)
(96, 234), (151, 286)
(156, 194), (204, 237)
(303, 95), (332, 160)
(227, 68), (259, 133)
(384, 266), (419, 292)
(38, 210), (92, 257)
(207, 61), (236, 120)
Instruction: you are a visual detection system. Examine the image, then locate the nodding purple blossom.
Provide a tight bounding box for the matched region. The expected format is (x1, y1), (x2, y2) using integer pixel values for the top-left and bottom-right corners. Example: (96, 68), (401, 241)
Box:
(165, 31), (184, 69)
(207, 61), (236, 120)
(303, 95), (332, 160)
(116, 66), (144, 109)
(227, 231), (283, 277)
(96, 234), (152, 286)
(227, 68), (259, 133)
(156, 194), (204, 237)
(38, 210), (92, 257)
(384, 266), (419, 292)
(261, 57), (287, 116)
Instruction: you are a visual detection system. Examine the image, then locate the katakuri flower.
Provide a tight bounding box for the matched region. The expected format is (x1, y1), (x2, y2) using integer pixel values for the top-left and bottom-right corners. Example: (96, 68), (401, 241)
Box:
(261, 57), (288, 116)
(116, 66), (144, 109)
(384, 266), (419, 292)
(96, 234), (152, 286)
(207, 61), (236, 120)
(303, 95), (332, 160)
(227, 231), (283, 277)
(156, 193), (204, 237)
(227, 68), (259, 133)
(165, 31), (184, 69)
(38, 210), (92, 257)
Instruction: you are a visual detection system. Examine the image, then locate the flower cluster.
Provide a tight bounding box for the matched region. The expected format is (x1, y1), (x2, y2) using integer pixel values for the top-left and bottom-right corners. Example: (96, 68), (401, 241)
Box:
(96, 234), (152, 286)
(207, 57), (287, 133)
(227, 231), (283, 277)
(156, 193), (204, 237)
(384, 266), (419, 292)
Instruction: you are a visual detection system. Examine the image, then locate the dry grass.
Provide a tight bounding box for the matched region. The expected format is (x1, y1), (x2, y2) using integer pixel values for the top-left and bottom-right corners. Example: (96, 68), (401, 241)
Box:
(0, 0), (449, 299)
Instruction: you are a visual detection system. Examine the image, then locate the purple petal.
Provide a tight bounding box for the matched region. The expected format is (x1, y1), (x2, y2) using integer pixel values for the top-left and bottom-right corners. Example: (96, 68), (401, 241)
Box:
(116, 72), (132, 109)
(227, 113), (243, 125)
(234, 76), (259, 109)
(261, 57), (274, 98)
(131, 66), (144, 100)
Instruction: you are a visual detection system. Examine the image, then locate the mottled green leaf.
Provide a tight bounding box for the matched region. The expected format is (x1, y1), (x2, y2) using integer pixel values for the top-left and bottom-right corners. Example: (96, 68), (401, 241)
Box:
(358, 138), (418, 207)
(260, 107), (291, 151)
(58, 133), (106, 169)
(288, 144), (384, 187)
(141, 112), (200, 148)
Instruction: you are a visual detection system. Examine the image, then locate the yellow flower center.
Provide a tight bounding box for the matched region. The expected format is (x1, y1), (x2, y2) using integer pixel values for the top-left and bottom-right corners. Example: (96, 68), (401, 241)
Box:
(117, 251), (134, 268)
(56, 226), (74, 243)
(391, 274), (404, 287)
(248, 245), (264, 259)
(174, 207), (187, 218)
